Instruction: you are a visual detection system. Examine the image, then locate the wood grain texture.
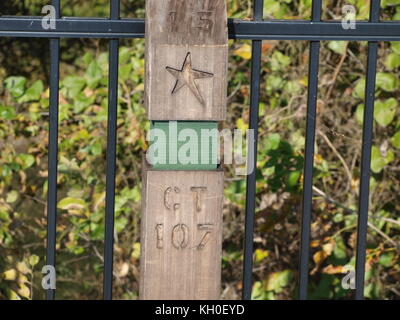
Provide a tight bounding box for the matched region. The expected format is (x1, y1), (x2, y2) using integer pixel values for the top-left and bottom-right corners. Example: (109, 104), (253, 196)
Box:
(139, 168), (224, 300)
(145, 0), (228, 121)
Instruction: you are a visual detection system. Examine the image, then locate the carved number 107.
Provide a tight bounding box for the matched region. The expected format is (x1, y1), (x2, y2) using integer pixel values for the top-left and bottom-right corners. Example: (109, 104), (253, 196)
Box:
(156, 224), (213, 250)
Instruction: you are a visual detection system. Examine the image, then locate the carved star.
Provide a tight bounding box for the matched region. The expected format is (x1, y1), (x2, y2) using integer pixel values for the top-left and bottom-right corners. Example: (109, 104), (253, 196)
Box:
(166, 52), (213, 106)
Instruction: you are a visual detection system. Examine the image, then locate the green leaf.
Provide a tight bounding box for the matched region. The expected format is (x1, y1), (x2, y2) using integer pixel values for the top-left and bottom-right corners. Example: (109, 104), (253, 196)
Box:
(290, 130), (305, 152)
(4, 76), (26, 98)
(6, 191), (18, 204)
(353, 78), (365, 99)
(119, 47), (132, 65)
(270, 51), (291, 71)
(82, 52), (94, 65)
(266, 75), (285, 92)
(264, 270), (293, 293)
(286, 80), (301, 94)
(17, 154), (35, 169)
(86, 61), (103, 88)
(333, 237), (347, 261)
(376, 72), (398, 92)
(379, 252), (394, 267)
(115, 216), (128, 232)
(57, 197), (87, 210)
(73, 93), (95, 114)
(0, 210), (10, 222)
(328, 41), (347, 55)
(28, 255), (40, 267)
(374, 98), (397, 127)
(371, 147), (386, 174)
(120, 64), (133, 81)
(264, 0), (286, 19)
(385, 53), (400, 70)
(386, 149), (395, 164)
(265, 133), (281, 151)
(390, 41), (400, 55)
(0, 105), (16, 120)
(382, 0), (400, 8)
(18, 80), (44, 103)
(371, 146), (394, 173)
(355, 104), (364, 124)
(90, 141), (103, 156)
(391, 131), (400, 149)
(62, 76), (87, 97)
(287, 170), (301, 188)
(251, 281), (266, 300)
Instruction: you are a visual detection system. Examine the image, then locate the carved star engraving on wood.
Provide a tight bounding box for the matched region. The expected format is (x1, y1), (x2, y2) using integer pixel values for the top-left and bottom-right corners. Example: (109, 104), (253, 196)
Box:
(166, 52), (214, 106)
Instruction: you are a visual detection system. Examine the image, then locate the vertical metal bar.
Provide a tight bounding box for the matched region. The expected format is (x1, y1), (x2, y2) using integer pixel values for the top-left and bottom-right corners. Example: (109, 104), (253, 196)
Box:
(103, 0), (120, 300)
(242, 0), (263, 301)
(298, 0), (322, 300)
(46, 0), (60, 301)
(355, 0), (380, 301)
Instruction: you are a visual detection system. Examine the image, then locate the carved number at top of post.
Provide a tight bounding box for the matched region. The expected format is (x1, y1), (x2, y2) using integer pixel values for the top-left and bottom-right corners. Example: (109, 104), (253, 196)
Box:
(169, 7), (214, 33)
(194, 12), (214, 31)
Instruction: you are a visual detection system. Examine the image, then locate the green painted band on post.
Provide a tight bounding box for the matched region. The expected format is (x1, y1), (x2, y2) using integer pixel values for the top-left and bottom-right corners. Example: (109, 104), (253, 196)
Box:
(148, 121), (219, 170)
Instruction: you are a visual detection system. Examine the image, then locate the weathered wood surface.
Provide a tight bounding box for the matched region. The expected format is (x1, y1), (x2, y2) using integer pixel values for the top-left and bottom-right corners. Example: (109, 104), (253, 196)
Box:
(145, 0), (228, 121)
(139, 168), (224, 300)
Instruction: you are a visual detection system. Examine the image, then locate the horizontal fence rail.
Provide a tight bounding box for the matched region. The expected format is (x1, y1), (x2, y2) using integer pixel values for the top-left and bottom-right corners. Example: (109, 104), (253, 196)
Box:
(1, 17), (400, 40)
(0, 0), (390, 300)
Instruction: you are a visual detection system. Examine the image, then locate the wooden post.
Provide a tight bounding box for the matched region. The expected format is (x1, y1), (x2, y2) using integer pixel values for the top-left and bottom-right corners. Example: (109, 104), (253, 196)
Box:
(140, 0), (228, 300)
(145, 0), (228, 121)
(140, 168), (224, 300)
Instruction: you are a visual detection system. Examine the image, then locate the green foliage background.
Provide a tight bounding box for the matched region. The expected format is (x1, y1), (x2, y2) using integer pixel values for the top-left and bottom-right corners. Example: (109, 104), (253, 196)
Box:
(0, 0), (399, 300)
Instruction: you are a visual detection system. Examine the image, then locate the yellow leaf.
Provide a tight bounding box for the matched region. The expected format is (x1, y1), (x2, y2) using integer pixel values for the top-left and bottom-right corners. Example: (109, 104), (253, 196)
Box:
(322, 243), (334, 256)
(310, 240), (320, 248)
(313, 250), (327, 265)
(16, 262), (30, 275)
(29, 254), (40, 267)
(299, 76), (308, 86)
(18, 274), (28, 286)
(234, 44), (252, 60)
(57, 197), (86, 211)
(314, 154), (323, 164)
(135, 83), (145, 92)
(117, 263), (130, 278)
(8, 289), (21, 300)
(131, 242), (141, 260)
(93, 192), (106, 211)
(17, 284), (30, 299)
(44, 88), (50, 99)
(264, 270), (293, 292)
(236, 118), (248, 131)
(2, 269), (17, 280)
(139, 66), (145, 76)
(322, 265), (345, 274)
(255, 249), (269, 263)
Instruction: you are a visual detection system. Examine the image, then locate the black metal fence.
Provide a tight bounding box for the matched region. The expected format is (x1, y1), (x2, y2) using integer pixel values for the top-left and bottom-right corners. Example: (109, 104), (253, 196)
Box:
(0, 0), (393, 300)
